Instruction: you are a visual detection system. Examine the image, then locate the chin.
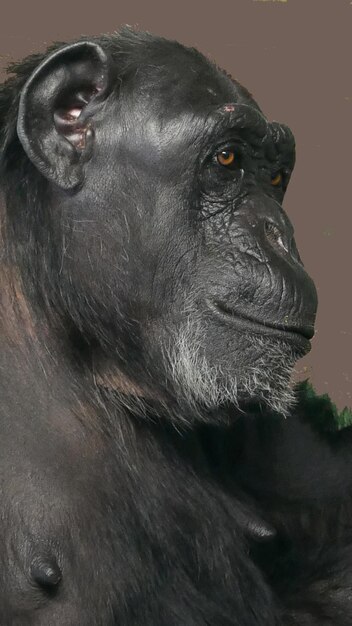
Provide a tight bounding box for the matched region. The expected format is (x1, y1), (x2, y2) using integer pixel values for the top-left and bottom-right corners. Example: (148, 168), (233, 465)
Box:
(164, 315), (300, 420)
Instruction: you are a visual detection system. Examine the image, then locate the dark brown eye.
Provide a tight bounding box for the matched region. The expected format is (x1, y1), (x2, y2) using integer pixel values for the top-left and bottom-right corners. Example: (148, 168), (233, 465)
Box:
(271, 172), (283, 186)
(217, 150), (236, 167)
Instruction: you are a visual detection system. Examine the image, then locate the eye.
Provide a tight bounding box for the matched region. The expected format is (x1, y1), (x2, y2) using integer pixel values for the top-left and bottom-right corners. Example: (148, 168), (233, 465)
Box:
(271, 172), (283, 186)
(216, 149), (236, 167)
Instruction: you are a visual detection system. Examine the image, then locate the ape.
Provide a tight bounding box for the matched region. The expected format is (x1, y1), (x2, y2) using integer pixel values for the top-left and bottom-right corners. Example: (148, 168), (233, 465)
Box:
(0, 26), (352, 625)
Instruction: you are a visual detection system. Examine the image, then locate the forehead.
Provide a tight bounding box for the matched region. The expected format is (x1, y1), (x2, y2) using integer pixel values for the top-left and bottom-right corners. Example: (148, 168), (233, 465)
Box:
(105, 36), (293, 171)
(116, 37), (261, 118)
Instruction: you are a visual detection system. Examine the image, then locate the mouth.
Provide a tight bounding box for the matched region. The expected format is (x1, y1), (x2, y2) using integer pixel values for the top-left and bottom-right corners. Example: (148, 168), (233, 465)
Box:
(209, 300), (314, 352)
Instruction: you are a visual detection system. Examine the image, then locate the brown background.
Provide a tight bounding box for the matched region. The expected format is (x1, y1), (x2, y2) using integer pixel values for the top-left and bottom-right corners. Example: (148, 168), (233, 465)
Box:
(0, 0), (351, 410)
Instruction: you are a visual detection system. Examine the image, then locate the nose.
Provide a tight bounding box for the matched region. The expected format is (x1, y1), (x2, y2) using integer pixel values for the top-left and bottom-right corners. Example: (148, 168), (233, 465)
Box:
(243, 193), (304, 265)
(263, 218), (301, 264)
(248, 193), (302, 265)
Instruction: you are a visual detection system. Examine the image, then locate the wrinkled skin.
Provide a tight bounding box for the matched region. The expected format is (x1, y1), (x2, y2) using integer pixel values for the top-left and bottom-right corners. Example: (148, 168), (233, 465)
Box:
(0, 27), (351, 625)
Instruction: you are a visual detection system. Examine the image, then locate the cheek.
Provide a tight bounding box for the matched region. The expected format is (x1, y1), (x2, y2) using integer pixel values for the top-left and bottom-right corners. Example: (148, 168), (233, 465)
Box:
(201, 318), (260, 365)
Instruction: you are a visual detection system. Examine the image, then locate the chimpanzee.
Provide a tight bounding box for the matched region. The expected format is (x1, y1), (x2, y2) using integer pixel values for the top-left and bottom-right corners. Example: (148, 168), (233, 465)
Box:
(0, 26), (352, 625)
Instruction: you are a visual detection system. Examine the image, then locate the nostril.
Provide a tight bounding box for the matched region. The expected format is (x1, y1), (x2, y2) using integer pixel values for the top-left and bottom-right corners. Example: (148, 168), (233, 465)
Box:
(264, 220), (289, 254)
(263, 220), (304, 266)
(290, 237), (303, 264)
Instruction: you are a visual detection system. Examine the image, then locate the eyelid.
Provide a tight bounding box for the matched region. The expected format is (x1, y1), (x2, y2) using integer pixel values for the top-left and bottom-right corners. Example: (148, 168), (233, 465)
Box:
(211, 142), (242, 166)
(271, 172), (283, 186)
(273, 168), (290, 187)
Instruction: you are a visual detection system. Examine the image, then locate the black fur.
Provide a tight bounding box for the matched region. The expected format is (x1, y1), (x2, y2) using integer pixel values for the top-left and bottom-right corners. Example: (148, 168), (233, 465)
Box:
(0, 27), (351, 625)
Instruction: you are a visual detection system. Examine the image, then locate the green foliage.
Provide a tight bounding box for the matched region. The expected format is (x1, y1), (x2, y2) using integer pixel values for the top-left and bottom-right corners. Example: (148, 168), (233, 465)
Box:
(295, 379), (352, 431)
(337, 407), (352, 430)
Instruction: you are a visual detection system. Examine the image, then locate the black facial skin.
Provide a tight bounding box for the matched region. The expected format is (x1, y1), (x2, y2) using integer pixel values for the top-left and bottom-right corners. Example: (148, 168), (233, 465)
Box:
(0, 27), (352, 625)
(8, 31), (317, 412)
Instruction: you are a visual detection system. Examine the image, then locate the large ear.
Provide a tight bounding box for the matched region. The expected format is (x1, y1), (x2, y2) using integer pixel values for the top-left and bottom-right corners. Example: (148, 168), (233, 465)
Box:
(17, 41), (111, 190)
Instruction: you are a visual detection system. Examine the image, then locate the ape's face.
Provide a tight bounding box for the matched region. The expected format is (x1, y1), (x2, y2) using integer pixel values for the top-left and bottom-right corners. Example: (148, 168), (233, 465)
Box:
(15, 32), (318, 418)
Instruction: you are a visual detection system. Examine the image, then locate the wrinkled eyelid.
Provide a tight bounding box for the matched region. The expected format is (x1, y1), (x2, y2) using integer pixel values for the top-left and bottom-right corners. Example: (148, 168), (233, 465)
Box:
(211, 142), (242, 164)
(271, 172), (283, 186)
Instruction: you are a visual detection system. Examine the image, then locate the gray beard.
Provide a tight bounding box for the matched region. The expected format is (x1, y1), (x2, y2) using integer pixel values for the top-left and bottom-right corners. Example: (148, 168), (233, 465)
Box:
(164, 313), (298, 419)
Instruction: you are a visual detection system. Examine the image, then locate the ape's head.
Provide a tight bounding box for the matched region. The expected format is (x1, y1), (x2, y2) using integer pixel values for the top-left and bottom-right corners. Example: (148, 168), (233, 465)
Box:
(0, 28), (317, 421)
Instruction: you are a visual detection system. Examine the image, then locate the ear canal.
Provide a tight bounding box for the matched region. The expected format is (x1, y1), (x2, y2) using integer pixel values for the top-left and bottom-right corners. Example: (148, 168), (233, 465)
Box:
(17, 41), (111, 190)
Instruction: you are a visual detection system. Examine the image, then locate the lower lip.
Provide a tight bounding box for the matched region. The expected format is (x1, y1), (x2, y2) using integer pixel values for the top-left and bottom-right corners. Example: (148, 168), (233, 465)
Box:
(208, 300), (312, 351)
